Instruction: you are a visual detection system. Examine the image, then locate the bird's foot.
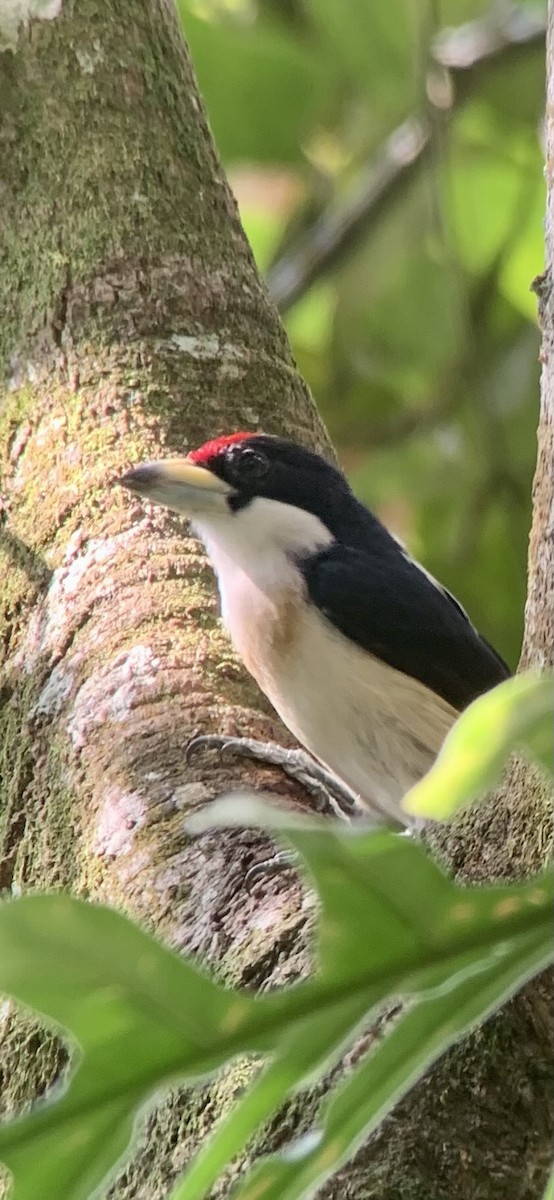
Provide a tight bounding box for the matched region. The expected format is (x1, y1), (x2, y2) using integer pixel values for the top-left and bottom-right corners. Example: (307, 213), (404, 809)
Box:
(245, 849), (298, 890)
(186, 734), (359, 823)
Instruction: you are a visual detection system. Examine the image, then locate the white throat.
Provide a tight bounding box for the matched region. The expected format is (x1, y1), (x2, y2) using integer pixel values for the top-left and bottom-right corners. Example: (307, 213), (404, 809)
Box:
(192, 496), (333, 692)
(192, 496), (333, 597)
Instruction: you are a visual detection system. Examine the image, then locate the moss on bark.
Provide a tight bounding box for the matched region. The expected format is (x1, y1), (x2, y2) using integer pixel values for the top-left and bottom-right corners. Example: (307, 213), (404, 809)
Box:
(0, 0), (327, 1159)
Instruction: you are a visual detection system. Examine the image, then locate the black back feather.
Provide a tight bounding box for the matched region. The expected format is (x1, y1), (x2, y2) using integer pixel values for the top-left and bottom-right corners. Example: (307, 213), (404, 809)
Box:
(213, 434), (510, 708)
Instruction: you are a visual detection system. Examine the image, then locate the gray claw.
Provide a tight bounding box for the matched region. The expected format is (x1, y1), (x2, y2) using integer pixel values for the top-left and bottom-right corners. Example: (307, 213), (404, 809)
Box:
(186, 733), (359, 823)
(185, 733), (227, 763)
(245, 850), (298, 889)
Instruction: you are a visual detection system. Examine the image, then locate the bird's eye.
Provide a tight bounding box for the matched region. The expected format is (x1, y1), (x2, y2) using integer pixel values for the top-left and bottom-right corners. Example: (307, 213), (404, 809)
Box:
(231, 447), (269, 483)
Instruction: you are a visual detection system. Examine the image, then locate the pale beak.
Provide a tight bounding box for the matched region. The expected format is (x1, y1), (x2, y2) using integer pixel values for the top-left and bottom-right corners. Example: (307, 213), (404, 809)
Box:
(119, 457), (231, 516)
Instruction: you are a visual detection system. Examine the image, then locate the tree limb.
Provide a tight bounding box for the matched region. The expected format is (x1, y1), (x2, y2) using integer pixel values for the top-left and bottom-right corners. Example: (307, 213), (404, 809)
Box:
(268, 6), (546, 313)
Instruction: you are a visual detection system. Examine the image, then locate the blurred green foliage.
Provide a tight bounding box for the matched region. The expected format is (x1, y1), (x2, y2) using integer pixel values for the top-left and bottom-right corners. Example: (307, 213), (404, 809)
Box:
(0, 674), (551, 1200)
(177, 0), (547, 666)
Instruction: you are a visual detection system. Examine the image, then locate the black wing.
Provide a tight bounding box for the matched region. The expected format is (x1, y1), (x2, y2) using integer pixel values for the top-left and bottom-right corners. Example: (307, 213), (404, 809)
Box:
(302, 543), (510, 711)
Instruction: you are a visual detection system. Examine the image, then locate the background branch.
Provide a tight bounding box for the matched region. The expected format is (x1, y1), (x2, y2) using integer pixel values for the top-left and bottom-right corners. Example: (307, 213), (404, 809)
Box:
(268, 6), (546, 313)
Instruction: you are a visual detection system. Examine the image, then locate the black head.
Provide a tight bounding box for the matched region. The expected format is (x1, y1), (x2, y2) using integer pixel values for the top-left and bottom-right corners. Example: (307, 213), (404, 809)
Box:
(189, 432), (354, 531)
(118, 431), (374, 547)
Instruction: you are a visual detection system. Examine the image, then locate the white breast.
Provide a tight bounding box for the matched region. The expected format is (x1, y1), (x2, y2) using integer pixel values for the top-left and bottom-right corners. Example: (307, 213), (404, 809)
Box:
(264, 603), (457, 824)
(194, 497), (330, 694)
(193, 499), (457, 826)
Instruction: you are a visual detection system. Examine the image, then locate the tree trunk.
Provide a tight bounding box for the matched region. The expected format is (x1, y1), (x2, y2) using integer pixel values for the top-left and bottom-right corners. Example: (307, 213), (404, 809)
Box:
(0, 0), (326, 1167)
(0, 4), (552, 1200)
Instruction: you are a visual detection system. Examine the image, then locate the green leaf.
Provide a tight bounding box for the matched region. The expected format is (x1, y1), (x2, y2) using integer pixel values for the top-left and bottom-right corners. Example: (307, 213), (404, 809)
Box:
(180, 800), (553, 1200)
(448, 107), (542, 277)
(0, 896), (261, 1200)
(404, 673), (553, 821)
(0, 1091), (139, 1200)
(0, 894), (254, 1047)
(230, 933), (549, 1200)
(305, 0), (416, 119)
(499, 175), (545, 321)
(177, 8), (325, 164)
(168, 992), (371, 1200)
(0, 813), (551, 1200)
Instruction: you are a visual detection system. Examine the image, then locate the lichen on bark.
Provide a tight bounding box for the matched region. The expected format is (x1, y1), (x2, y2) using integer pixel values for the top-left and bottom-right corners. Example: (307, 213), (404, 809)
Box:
(0, 0), (326, 1157)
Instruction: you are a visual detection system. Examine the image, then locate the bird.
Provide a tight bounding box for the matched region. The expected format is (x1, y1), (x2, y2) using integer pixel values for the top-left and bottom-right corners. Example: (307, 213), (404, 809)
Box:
(119, 432), (510, 827)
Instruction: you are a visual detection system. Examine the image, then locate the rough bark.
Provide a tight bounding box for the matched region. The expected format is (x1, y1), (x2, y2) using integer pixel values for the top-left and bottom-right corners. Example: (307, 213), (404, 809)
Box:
(0, 3), (552, 1200)
(0, 0), (327, 1188)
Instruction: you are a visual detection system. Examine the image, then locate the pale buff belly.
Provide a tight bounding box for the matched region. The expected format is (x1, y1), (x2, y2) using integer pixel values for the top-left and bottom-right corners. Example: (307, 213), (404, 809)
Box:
(220, 576), (457, 826)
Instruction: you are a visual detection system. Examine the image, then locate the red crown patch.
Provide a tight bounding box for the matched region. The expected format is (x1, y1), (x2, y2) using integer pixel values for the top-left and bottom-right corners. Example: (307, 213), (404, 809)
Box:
(189, 432), (257, 464)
